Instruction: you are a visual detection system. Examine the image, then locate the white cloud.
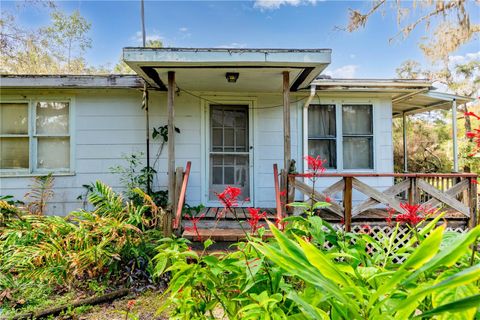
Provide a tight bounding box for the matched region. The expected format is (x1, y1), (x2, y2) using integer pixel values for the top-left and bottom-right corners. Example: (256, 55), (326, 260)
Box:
(179, 27), (188, 32)
(324, 65), (358, 79)
(254, 0), (320, 10)
(215, 42), (248, 49)
(448, 51), (480, 65)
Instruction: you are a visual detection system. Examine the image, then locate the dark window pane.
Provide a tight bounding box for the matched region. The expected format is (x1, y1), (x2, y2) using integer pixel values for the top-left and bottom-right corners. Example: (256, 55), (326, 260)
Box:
(343, 137), (373, 169)
(212, 167), (223, 184)
(224, 167), (234, 184)
(308, 104), (336, 138)
(308, 139), (336, 169)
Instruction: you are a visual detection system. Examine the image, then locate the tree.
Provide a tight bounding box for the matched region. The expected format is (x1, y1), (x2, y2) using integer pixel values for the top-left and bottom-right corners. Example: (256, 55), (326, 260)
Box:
(0, 4), (93, 74)
(42, 10), (92, 73)
(346, 0), (479, 62)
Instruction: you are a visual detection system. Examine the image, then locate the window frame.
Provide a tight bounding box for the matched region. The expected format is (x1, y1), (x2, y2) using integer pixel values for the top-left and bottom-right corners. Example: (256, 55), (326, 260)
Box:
(341, 104), (374, 170)
(0, 97), (75, 176)
(304, 98), (376, 173)
(307, 103), (337, 169)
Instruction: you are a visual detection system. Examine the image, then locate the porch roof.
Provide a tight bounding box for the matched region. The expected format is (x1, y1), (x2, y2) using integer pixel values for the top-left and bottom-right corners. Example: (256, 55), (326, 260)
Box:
(310, 78), (472, 116)
(122, 47), (331, 92)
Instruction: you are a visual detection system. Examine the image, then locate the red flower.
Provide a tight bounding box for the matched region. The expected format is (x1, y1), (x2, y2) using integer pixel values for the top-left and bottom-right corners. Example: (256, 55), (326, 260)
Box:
(279, 189), (287, 197)
(465, 112), (480, 120)
(247, 207), (267, 234)
(184, 213), (205, 241)
(305, 155), (327, 175)
(472, 179), (478, 184)
(325, 196), (332, 203)
(216, 186), (241, 209)
(393, 203), (435, 227)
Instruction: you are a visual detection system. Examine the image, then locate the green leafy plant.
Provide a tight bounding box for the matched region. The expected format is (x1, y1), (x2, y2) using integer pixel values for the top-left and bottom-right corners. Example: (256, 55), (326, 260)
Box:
(24, 173), (54, 215)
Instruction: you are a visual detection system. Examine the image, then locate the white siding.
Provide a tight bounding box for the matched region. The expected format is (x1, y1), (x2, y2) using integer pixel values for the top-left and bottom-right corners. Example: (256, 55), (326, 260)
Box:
(0, 89), (394, 214)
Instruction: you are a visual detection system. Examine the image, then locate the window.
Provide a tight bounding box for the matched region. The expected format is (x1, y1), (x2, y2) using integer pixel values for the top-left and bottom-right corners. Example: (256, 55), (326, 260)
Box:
(342, 104), (373, 169)
(308, 104), (336, 168)
(0, 101), (71, 174)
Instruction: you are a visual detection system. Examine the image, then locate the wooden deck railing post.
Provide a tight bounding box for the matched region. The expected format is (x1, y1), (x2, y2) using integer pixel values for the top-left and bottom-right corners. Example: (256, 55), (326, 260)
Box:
(173, 161), (191, 231)
(343, 177), (353, 232)
(408, 176), (417, 205)
(468, 177), (478, 229)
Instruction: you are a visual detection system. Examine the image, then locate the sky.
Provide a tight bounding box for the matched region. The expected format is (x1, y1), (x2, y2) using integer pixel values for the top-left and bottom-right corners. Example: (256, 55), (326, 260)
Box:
(3, 0), (480, 78)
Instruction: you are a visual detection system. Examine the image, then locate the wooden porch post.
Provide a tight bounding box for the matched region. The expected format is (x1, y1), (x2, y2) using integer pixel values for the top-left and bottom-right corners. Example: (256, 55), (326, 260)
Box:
(283, 71), (291, 195)
(452, 99), (459, 172)
(402, 112), (408, 173)
(166, 71), (176, 236)
(343, 177), (352, 232)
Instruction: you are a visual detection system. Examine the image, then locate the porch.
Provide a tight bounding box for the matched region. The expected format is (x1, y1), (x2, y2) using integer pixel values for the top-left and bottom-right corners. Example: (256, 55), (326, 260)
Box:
(174, 162), (477, 241)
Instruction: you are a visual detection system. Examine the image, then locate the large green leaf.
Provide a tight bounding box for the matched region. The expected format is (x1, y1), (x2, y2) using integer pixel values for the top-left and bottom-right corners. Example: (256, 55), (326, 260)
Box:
(369, 225), (445, 311)
(415, 294), (480, 319)
(394, 264), (480, 319)
(431, 284), (479, 320)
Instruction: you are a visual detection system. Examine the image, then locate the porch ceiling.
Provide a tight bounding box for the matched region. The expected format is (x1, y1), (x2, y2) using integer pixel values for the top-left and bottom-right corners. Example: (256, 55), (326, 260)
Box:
(123, 47), (332, 92)
(392, 91), (472, 117)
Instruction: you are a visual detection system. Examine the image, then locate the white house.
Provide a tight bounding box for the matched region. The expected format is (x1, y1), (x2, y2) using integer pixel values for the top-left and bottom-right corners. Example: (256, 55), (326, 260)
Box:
(0, 48), (474, 227)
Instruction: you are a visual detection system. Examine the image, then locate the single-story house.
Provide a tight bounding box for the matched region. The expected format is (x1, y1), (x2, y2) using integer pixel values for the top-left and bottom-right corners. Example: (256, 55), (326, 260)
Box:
(0, 48), (476, 231)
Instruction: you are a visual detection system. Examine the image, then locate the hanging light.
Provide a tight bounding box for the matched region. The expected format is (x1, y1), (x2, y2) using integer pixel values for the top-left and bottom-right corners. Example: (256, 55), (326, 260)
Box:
(225, 72), (239, 83)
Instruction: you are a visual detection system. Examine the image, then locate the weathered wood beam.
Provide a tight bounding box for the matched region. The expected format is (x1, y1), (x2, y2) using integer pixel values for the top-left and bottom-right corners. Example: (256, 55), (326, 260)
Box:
(352, 178), (406, 214)
(283, 71), (291, 192)
(291, 178), (344, 217)
(352, 179), (410, 217)
(468, 177), (478, 228)
(343, 177), (353, 232)
(422, 179), (469, 209)
(417, 179), (469, 216)
(166, 71), (175, 236)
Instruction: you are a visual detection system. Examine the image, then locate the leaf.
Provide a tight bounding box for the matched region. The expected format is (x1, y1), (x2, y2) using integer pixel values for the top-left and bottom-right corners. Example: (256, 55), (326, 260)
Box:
(286, 202), (311, 208)
(203, 238), (214, 250)
(414, 294), (480, 319)
(431, 284), (479, 320)
(287, 291), (330, 320)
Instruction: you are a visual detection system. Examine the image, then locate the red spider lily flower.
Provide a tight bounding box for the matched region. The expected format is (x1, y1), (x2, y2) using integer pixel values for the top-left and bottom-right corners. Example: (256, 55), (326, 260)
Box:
(247, 207), (267, 234)
(279, 189), (287, 197)
(395, 203), (426, 226)
(184, 213), (205, 241)
(216, 186), (241, 209)
(325, 196), (332, 203)
(465, 112), (480, 120)
(305, 155), (327, 175)
(472, 179), (478, 184)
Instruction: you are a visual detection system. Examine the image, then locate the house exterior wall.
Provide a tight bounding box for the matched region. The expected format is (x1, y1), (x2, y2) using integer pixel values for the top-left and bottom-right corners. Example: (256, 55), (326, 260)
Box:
(0, 88), (393, 214)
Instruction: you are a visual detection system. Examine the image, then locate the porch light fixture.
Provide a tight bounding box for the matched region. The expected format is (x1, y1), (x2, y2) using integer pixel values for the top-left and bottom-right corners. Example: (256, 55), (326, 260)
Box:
(225, 72), (239, 83)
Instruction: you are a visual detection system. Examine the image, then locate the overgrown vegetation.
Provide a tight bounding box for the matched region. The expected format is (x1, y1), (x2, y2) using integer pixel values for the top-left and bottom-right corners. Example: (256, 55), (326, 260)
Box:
(0, 181), (166, 316)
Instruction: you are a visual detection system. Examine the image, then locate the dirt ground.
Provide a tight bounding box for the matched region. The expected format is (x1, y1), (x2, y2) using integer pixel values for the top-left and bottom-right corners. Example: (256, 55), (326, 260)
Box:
(72, 290), (168, 320)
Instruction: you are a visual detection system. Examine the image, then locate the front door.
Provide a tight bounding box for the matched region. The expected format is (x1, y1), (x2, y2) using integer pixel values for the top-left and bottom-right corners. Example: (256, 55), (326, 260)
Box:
(209, 105), (250, 203)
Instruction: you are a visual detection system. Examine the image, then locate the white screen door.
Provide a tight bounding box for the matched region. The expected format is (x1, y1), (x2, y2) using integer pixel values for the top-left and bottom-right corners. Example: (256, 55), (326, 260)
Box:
(209, 105), (250, 202)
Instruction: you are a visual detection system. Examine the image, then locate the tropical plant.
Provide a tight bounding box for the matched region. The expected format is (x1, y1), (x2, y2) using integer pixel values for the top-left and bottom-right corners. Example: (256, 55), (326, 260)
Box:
(24, 173), (54, 215)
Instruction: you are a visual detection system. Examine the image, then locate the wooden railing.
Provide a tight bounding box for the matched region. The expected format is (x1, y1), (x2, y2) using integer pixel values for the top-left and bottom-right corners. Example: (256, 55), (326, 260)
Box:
(273, 167), (478, 231)
(172, 161), (191, 230)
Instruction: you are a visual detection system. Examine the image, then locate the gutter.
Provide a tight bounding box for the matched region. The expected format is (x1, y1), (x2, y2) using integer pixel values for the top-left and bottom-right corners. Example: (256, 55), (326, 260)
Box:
(303, 84), (316, 109)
